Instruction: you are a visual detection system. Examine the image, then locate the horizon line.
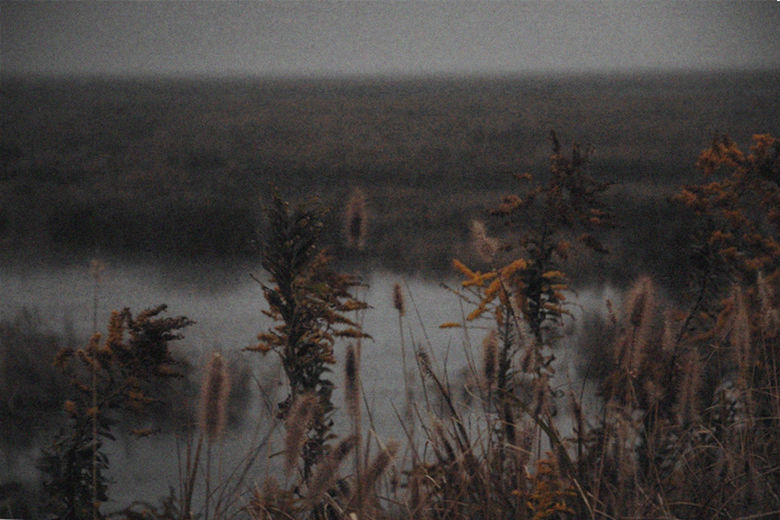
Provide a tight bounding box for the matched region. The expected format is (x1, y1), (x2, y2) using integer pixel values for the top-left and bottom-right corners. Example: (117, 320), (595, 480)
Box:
(3, 65), (779, 83)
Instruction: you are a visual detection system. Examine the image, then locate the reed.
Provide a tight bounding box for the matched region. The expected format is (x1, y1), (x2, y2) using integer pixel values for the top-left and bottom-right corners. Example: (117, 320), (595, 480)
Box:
(676, 349), (702, 424)
(306, 435), (358, 506)
(470, 219), (498, 265)
(284, 393), (318, 477)
(757, 272), (780, 334)
(344, 344), (360, 423)
(199, 352), (231, 443)
(481, 329), (498, 395)
(354, 440), (400, 516)
(362, 440), (400, 492)
(199, 352), (231, 520)
(732, 286), (752, 386)
(392, 283), (405, 317)
(345, 187), (368, 250)
(618, 276), (655, 375)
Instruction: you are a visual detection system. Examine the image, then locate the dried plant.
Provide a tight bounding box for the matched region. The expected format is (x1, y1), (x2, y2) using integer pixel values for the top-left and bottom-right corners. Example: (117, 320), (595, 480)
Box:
(40, 305), (192, 520)
(481, 329), (498, 394)
(249, 191), (368, 481)
(345, 187), (368, 250)
(470, 219), (498, 265)
(392, 283), (405, 316)
(306, 435), (358, 506)
(344, 344), (360, 423)
(617, 276), (655, 376)
(199, 352), (231, 443)
(284, 393), (318, 477)
(676, 349), (702, 425)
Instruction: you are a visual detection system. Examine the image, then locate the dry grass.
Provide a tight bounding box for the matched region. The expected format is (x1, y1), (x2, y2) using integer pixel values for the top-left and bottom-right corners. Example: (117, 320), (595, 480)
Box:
(199, 353), (231, 443)
(24, 130), (780, 519)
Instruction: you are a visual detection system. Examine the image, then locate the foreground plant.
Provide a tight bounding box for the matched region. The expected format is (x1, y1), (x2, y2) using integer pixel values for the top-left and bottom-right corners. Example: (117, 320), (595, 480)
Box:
(408, 133), (613, 519)
(38, 306), (192, 520)
(248, 192), (369, 481)
(673, 133), (780, 344)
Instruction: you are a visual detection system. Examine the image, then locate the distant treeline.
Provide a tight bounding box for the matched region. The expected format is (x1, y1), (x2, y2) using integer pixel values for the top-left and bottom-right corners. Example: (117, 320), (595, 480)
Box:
(1, 71), (779, 280)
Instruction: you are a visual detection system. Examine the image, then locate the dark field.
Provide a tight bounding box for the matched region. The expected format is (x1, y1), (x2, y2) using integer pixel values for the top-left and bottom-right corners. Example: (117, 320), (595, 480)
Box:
(2, 70), (779, 281)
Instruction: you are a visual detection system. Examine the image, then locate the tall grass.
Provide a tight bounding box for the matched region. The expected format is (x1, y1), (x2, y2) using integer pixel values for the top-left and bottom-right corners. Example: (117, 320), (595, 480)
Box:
(19, 133), (780, 519)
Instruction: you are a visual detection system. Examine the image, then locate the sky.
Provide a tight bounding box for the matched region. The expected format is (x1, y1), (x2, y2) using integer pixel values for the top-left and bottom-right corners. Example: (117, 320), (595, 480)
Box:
(2, 1), (779, 77)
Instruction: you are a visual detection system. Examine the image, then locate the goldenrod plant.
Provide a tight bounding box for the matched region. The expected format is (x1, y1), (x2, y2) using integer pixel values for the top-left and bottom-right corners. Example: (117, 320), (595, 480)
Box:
(38, 306), (192, 520)
(248, 192), (369, 481)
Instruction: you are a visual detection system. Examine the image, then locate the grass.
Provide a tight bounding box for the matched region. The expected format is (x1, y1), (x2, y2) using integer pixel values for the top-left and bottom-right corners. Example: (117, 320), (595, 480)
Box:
(1, 72), (779, 518)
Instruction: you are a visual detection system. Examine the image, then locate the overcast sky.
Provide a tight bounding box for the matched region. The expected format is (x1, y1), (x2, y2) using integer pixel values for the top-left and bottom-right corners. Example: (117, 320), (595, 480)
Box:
(2, 1), (779, 77)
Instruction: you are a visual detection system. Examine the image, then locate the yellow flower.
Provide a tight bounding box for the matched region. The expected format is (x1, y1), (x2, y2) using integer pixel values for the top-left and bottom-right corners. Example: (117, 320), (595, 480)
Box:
(484, 278), (503, 300)
(463, 271), (497, 288)
(452, 258), (476, 279)
(500, 258), (528, 279)
(467, 302), (490, 321)
(439, 322), (462, 329)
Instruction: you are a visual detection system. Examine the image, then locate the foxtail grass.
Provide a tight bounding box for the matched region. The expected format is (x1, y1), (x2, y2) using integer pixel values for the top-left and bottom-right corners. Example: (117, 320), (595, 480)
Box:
(619, 276), (655, 374)
(676, 349), (702, 424)
(392, 283), (405, 317)
(470, 219), (498, 265)
(481, 329), (498, 395)
(199, 353), (231, 443)
(345, 187), (368, 250)
(345, 344), (360, 423)
(306, 434), (358, 506)
(198, 352), (231, 520)
(284, 393), (318, 478)
(354, 439), (400, 516)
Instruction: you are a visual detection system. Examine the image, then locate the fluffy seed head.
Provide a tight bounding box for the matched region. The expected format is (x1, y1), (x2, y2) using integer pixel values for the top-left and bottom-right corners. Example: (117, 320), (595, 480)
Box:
(284, 393), (318, 476)
(731, 286), (752, 388)
(306, 435), (357, 504)
(470, 219), (499, 264)
(417, 350), (433, 379)
(199, 352), (231, 443)
(620, 276), (655, 372)
(757, 272), (779, 334)
(344, 187), (368, 250)
(661, 310), (677, 353)
(482, 329), (498, 393)
(392, 283), (405, 316)
(345, 344), (361, 420)
(362, 440), (400, 493)
(676, 349), (702, 424)
(531, 373), (551, 418)
(89, 258), (105, 283)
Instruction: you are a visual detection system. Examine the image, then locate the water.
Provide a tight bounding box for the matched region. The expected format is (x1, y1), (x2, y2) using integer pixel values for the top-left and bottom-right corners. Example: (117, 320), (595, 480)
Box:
(0, 259), (616, 511)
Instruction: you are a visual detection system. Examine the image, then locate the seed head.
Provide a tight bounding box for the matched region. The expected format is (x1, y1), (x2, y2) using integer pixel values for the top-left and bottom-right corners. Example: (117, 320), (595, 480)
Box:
(731, 286), (752, 389)
(392, 283), (405, 316)
(199, 352), (231, 443)
(284, 393), (318, 476)
(362, 440), (400, 493)
(345, 344), (361, 421)
(620, 276), (655, 372)
(470, 219), (498, 264)
(482, 329), (498, 393)
(344, 187), (368, 250)
(676, 349), (702, 424)
(306, 435), (357, 504)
